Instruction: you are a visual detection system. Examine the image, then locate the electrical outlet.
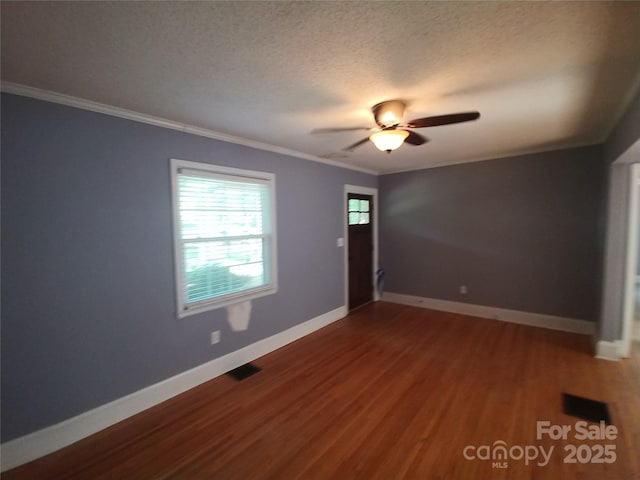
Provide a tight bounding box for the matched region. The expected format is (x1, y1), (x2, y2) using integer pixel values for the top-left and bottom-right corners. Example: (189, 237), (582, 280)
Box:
(210, 330), (221, 345)
(459, 285), (468, 295)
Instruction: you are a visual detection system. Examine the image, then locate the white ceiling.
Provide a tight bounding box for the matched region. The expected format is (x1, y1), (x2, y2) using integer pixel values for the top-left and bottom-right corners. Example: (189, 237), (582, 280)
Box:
(2, 1), (640, 174)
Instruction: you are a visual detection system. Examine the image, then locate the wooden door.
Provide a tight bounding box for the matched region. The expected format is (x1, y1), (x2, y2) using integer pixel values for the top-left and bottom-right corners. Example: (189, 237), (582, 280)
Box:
(348, 193), (373, 310)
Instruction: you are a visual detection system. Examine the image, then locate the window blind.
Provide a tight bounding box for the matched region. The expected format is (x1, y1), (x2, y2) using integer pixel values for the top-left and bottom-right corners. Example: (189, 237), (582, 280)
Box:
(175, 168), (274, 311)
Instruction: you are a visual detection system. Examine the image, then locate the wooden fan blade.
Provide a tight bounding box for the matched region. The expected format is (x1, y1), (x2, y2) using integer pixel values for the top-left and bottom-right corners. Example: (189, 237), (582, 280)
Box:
(342, 137), (370, 152)
(406, 112), (480, 128)
(403, 130), (429, 146)
(311, 127), (372, 134)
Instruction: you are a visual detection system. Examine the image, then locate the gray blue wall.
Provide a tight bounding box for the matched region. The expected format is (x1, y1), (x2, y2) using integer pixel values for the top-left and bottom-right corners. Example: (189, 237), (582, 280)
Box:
(605, 85), (640, 165)
(0, 93), (376, 442)
(379, 146), (607, 321)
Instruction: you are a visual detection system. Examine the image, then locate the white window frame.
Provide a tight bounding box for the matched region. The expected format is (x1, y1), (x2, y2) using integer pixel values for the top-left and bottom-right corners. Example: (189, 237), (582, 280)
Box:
(170, 158), (278, 318)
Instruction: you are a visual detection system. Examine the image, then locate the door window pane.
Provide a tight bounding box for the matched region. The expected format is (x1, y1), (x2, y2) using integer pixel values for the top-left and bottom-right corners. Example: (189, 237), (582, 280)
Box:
(348, 197), (371, 225)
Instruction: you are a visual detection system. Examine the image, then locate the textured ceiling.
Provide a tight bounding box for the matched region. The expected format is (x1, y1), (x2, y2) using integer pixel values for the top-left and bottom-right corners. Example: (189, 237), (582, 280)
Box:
(2, 1), (640, 174)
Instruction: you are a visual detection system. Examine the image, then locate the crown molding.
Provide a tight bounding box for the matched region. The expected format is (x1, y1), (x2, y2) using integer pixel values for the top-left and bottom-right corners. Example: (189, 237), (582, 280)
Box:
(0, 82), (378, 176)
(379, 141), (600, 175)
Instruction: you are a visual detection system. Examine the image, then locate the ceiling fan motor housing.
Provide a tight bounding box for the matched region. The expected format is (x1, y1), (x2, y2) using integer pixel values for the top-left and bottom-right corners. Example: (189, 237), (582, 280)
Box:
(372, 100), (406, 127)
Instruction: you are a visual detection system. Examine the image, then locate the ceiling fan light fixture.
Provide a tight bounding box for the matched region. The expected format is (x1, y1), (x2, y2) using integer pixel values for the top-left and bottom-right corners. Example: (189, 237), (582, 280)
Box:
(370, 129), (409, 152)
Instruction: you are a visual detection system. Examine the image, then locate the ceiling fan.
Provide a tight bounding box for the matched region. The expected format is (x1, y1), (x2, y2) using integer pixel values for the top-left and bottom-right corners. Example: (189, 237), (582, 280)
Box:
(312, 100), (480, 153)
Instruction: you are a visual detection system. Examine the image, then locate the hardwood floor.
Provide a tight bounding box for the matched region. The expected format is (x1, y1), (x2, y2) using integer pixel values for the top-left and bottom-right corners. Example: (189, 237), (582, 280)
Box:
(4, 302), (640, 480)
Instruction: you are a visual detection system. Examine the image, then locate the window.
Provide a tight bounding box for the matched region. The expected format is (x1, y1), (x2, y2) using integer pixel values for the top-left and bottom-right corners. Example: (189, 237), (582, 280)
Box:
(171, 159), (277, 317)
(348, 198), (370, 225)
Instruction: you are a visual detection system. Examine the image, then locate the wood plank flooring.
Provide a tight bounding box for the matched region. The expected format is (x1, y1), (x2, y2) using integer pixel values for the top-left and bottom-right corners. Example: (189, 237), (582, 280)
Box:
(3, 302), (640, 480)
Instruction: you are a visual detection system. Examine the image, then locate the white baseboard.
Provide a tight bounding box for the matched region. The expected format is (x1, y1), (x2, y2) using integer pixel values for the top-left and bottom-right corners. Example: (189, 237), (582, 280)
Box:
(382, 292), (595, 335)
(595, 340), (622, 361)
(0, 305), (347, 472)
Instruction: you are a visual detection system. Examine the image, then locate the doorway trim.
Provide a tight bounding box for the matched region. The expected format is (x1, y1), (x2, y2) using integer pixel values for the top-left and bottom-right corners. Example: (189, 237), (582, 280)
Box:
(344, 185), (379, 310)
(621, 162), (640, 357)
(599, 139), (640, 360)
